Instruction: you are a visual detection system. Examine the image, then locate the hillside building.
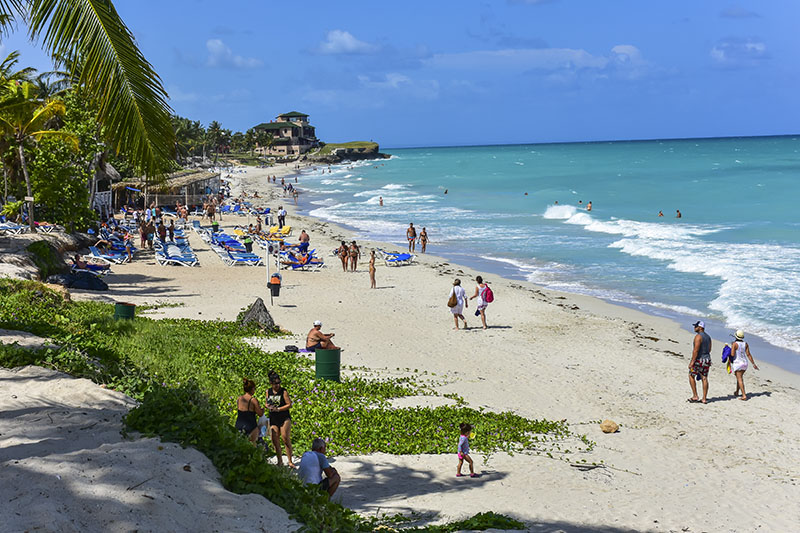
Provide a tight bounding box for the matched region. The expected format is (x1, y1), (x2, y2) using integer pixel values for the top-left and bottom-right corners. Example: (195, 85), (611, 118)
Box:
(253, 111), (319, 156)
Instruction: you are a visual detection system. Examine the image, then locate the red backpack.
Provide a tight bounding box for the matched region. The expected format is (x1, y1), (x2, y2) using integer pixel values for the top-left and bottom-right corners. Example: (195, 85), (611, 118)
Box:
(483, 285), (494, 303)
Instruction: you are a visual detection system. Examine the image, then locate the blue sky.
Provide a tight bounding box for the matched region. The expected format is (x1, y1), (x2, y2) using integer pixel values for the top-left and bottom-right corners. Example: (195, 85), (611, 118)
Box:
(2, 0), (798, 148)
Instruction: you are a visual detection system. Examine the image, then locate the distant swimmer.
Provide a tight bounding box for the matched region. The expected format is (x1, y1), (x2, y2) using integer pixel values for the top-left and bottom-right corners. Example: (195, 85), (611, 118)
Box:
(586, 201), (592, 212)
(554, 201), (559, 205)
(578, 200), (583, 206)
(658, 211), (664, 217)
(379, 196), (383, 207)
(524, 192), (528, 196)
(676, 209), (682, 218)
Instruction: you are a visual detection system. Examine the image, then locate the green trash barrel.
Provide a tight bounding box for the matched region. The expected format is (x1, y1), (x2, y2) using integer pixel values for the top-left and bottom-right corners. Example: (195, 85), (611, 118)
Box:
(114, 302), (136, 320)
(315, 348), (340, 382)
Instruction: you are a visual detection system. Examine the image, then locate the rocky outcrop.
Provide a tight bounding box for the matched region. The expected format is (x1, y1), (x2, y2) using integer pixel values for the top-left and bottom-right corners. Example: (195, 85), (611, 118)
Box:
(0, 232), (94, 281)
(303, 142), (391, 164)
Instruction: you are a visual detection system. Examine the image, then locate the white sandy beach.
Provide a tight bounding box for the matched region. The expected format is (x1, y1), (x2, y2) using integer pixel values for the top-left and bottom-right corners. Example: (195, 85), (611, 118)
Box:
(4, 164), (800, 532)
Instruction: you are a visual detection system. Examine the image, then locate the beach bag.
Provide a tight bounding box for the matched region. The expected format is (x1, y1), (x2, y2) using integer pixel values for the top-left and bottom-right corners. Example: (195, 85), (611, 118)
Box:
(447, 291), (458, 308)
(721, 344), (732, 363)
(284, 345), (299, 353)
(483, 285), (494, 303)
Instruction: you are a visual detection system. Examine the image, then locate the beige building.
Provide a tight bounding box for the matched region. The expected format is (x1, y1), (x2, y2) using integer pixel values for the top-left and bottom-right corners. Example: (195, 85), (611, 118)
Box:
(254, 111), (319, 156)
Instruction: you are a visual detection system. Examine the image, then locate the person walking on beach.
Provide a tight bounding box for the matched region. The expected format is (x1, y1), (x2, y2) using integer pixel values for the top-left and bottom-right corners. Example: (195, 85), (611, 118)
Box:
(337, 241), (348, 272)
(418, 227), (429, 253)
(298, 438), (340, 498)
(306, 320), (338, 351)
(407, 223), (417, 253)
(369, 250), (376, 289)
(448, 279), (468, 329)
(469, 276), (490, 330)
(456, 423), (477, 477)
(731, 330), (759, 400)
(266, 371), (295, 467)
(235, 378), (265, 444)
(348, 241), (361, 272)
(688, 320), (712, 404)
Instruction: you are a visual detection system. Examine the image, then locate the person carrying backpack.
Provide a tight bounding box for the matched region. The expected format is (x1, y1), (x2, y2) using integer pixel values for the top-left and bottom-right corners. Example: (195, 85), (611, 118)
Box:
(469, 275), (493, 330)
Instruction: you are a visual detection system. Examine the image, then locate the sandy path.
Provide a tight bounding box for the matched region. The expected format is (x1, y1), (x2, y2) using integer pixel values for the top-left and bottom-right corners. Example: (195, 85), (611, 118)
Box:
(0, 365), (299, 533)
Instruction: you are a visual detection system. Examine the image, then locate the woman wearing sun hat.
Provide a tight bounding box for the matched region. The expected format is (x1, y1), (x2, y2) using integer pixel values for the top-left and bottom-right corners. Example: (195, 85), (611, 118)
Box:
(731, 330), (759, 401)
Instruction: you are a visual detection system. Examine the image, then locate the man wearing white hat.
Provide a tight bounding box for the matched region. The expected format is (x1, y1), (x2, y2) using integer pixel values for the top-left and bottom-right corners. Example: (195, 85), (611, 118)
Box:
(731, 330), (759, 401)
(306, 320), (338, 351)
(688, 320), (712, 404)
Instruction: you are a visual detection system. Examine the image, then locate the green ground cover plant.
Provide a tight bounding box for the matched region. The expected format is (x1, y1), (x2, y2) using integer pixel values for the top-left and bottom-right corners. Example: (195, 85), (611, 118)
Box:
(0, 279), (584, 531)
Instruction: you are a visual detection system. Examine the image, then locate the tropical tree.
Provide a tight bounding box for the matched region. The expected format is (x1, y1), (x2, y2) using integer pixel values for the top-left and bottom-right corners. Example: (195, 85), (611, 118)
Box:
(206, 120), (221, 162)
(0, 0), (175, 177)
(244, 128), (256, 155)
(0, 80), (78, 231)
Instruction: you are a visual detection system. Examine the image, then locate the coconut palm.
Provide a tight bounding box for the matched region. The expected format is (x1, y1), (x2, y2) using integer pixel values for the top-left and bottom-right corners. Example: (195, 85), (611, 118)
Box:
(0, 0), (174, 177)
(0, 80), (78, 231)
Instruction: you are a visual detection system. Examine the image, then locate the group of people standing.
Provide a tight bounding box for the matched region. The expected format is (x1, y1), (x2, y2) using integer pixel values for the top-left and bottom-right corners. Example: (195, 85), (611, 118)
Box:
(235, 372), (296, 468)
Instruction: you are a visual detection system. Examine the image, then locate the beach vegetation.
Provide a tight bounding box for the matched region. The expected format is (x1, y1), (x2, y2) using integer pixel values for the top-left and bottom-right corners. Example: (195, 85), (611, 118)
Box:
(0, 278), (582, 531)
(25, 240), (64, 279)
(317, 141), (378, 156)
(0, 0), (175, 178)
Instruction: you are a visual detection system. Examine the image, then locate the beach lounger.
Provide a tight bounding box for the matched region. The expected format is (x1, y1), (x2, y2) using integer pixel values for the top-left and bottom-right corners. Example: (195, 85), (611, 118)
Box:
(222, 250), (262, 266)
(0, 222), (28, 234)
(383, 252), (415, 266)
(71, 263), (111, 276)
(88, 246), (130, 264)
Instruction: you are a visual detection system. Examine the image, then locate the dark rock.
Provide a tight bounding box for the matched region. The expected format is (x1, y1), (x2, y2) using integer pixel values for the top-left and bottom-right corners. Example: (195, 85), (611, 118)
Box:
(239, 298), (277, 330)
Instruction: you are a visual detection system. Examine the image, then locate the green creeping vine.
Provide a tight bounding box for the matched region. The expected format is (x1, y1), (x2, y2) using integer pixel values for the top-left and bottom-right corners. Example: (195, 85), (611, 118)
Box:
(0, 279), (585, 530)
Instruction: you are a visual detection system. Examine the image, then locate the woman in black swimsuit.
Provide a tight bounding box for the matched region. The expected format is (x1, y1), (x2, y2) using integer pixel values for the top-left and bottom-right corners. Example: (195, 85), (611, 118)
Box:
(266, 371), (295, 467)
(235, 378), (264, 444)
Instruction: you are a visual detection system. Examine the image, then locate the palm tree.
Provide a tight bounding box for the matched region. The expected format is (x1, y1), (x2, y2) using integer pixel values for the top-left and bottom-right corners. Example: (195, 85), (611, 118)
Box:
(206, 120), (221, 163)
(0, 0), (174, 177)
(0, 81), (78, 232)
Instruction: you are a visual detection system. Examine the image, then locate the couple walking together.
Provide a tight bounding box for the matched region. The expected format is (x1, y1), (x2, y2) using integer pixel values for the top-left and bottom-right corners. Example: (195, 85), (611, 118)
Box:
(448, 276), (491, 330)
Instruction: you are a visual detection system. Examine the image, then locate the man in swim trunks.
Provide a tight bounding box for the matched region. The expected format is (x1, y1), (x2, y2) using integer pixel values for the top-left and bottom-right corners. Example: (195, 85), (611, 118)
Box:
(306, 320), (338, 351)
(688, 320), (712, 404)
(407, 223), (417, 252)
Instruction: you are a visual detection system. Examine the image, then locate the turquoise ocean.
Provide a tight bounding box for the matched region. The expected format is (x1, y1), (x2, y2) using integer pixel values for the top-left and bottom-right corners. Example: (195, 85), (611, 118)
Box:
(297, 136), (800, 373)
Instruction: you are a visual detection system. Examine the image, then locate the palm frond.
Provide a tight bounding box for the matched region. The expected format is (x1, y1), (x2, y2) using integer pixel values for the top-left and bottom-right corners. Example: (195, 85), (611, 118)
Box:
(30, 128), (79, 150)
(27, 0), (175, 176)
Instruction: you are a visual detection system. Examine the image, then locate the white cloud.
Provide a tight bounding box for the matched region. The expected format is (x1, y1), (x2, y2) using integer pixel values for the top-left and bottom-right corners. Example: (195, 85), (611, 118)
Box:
(711, 37), (768, 68)
(167, 85), (199, 103)
(425, 47), (609, 71)
(205, 39), (263, 69)
(358, 73), (439, 99)
(317, 30), (378, 55)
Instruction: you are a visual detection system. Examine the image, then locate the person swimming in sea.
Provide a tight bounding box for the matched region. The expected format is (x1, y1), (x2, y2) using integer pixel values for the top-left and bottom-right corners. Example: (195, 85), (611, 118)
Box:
(658, 211), (664, 217)
(676, 209), (682, 218)
(586, 201), (592, 212)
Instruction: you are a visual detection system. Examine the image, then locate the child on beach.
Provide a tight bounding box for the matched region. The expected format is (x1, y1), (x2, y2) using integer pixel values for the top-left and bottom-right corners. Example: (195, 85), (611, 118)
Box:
(456, 423), (477, 477)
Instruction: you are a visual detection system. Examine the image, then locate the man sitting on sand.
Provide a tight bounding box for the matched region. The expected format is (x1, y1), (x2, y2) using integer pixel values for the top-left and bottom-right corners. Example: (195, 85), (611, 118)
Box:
(298, 438), (340, 498)
(306, 320), (338, 351)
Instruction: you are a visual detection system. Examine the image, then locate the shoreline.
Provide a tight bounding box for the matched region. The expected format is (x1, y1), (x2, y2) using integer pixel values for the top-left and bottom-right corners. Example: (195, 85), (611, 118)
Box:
(290, 163), (800, 379)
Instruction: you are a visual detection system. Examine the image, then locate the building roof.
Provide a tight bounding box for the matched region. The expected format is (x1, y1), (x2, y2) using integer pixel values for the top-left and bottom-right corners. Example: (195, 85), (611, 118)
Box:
(254, 122), (299, 131)
(112, 170), (219, 193)
(277, 111), (309, 118)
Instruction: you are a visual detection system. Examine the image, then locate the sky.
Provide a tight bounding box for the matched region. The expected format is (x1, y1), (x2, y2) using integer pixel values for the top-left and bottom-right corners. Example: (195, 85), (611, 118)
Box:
(2, 0), (798, 148)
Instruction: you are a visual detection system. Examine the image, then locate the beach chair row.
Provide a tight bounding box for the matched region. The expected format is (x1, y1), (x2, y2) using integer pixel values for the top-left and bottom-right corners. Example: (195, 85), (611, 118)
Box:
(210, 232), (263, 266)
(155, 229), (198, 266)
